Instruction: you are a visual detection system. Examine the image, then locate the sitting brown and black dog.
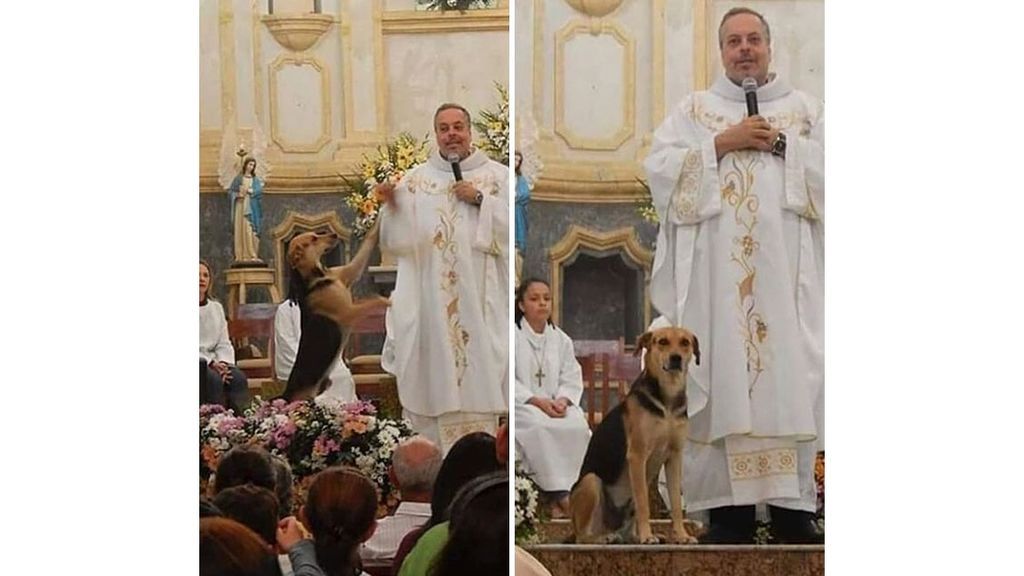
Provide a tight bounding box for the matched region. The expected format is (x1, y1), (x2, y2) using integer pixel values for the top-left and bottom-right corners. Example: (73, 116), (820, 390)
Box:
(570, 326), (700, 545)
(280, 224), (389, 402)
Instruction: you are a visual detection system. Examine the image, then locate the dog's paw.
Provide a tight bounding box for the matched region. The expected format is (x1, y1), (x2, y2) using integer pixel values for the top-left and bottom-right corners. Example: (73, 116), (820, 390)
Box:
(639, 534), (661, 545)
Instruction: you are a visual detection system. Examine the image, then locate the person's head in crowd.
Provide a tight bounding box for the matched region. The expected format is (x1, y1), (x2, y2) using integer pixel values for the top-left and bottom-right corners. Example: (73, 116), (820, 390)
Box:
(199, 517), (278, 576)
(199, 497), (222, 519)
(515, 278), (555, 330)
(213, 484), (280, 547)
(429, 472), (509, 576)
(270, 454), (294, 518)
(301, 466), (378, 576)
(391, 436), (443, 502)
(213, 445), (276, 495)
(428, 431), (502, 527)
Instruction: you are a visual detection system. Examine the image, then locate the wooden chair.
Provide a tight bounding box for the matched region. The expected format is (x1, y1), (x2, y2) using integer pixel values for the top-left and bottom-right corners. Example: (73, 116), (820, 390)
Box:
(573, 338), (625, 357)
(228, 304), (278, 394)
(344, 306), (387, 363)
(339, 307), (401, 417)
(577, 351), (640, 428)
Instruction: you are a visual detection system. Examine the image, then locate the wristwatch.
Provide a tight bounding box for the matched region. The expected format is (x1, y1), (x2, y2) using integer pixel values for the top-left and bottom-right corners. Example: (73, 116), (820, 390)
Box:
(771, 132), (787, 159)
(474, 191), (484, 205)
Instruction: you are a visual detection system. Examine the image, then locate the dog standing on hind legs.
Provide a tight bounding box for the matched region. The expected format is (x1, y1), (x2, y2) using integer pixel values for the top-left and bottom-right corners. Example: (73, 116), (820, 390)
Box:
(570, 326), (700, 545)
(280, 223), (390, 402)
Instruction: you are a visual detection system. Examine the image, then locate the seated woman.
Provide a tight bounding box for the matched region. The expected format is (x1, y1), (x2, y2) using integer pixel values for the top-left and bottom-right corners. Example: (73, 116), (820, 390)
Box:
(301, 466), (378, 576)
(514, 278), (590, 517)
(200, 259), (249, 412)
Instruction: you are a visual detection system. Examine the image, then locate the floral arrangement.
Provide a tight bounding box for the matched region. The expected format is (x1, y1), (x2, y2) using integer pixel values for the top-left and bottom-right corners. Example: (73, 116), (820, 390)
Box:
(417, 0), (497, 11)
(635, 178), (659, 224)
(514, 459), (541, 544)
(815, 451), (825, 530)
(200, 398), (414, 516)
(342, 132), (430, 238)
(474, 82), (509, 165)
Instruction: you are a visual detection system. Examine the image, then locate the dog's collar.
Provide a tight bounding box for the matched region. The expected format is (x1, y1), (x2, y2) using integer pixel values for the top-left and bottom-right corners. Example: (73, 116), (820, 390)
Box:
(632, 373), (687, 418)
(307, 276), (334, 294)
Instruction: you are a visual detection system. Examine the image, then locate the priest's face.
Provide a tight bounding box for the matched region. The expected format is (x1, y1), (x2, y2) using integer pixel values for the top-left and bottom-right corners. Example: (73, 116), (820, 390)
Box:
(434, 107), (472, 161)
(719, 12), (772, 86)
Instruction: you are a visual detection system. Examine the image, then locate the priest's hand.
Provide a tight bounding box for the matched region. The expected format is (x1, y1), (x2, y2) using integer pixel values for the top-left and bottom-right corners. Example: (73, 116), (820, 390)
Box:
(452, 181), (481, 206)
(528, 396), (565, 418)
(375, 182), (397, 208)
(714, 115), (775, 159)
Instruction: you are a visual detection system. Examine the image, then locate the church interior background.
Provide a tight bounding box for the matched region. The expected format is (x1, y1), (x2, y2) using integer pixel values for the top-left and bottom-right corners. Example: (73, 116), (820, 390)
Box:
(200, 0), (823, 573)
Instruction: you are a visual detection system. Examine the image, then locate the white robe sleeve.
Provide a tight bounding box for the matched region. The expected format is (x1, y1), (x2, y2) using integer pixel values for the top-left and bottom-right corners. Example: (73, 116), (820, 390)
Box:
(210, 303), (235, 364)
(645, 95), (722, 325)
(514, 326), (536, 405)
(472, 165), (510, 254)
(783, 96), (824, 222)
(273, 302), (300, 381)
(554, 330), (584, 406)
(514, 374), (534, 406)
(379, 179), (418, 256)
(643, 94), (723, 226)
(199, 303), (235, 360)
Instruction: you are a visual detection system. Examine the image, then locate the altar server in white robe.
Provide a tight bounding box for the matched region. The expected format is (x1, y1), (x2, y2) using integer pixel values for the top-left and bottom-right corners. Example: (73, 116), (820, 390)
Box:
(514, 278), (590, 515)
(273, 299), (357, 403)
(377, 103), (509, 451)
(644, 8), (823, 543)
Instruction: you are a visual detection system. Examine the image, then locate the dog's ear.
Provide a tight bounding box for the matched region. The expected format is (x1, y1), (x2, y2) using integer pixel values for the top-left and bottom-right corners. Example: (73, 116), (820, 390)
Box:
(691, 333), (700, 366)
(287, 243), (304, 268)
(634, 331), (653, 357)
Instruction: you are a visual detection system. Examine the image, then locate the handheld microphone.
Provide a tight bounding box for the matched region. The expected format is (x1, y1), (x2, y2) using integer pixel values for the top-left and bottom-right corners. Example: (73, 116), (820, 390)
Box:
(446, 153), (463, 181)
(742, 77), (759, 116)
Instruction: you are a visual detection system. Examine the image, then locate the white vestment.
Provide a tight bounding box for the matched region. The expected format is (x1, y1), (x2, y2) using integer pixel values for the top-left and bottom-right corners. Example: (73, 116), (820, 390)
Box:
(379, 149), (509, 450)
(273, 300), (357, 403)
(645, 75), (824, 513)
(514, 322), (590, 492)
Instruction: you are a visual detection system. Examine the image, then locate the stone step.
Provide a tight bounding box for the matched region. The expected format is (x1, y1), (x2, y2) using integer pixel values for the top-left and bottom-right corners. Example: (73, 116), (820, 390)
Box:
(536, 519), (704, 544)
(522, 543), (824, 576)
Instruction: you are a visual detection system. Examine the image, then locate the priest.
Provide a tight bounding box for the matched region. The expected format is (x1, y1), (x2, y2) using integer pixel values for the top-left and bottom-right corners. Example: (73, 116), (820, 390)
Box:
(377, 103), (509, 451)
(644, 7), (823, 543)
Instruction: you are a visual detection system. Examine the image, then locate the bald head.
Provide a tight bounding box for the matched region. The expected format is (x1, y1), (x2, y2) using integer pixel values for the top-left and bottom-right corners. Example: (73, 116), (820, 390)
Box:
(392, 436), (443, 494)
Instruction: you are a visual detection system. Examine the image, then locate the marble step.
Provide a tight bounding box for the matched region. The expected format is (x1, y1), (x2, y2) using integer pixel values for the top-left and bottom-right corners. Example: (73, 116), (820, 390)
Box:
(536, 518), (705, 544)
(522, 543), (824, 576)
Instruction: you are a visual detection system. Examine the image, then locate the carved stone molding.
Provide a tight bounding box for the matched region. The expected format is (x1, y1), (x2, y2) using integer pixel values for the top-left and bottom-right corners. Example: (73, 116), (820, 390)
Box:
(553, 19), (635, 151)
(262, 14), (335, 52)
(548, 225), (652, 324)
(270, 211), (351, 297)
(268, 54), (332, 153)
(381, 8), (509, 35)
(564, 0), (624, 18)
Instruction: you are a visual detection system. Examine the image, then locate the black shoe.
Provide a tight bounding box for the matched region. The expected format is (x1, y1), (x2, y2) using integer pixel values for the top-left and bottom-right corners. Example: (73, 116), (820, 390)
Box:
(699, 505), (756, 544)
(768, 506), (824, 544)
